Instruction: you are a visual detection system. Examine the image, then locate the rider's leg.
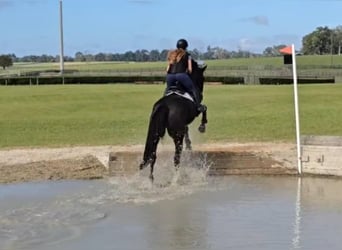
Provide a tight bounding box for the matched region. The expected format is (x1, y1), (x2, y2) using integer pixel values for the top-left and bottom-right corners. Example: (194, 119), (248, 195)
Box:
(176, 73), (197, 101)
(176, 73), (205, 112)
(165, 74), (177, 95)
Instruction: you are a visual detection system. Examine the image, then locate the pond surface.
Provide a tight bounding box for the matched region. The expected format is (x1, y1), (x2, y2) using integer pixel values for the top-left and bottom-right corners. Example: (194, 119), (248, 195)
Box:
(1, 167), (342, 250)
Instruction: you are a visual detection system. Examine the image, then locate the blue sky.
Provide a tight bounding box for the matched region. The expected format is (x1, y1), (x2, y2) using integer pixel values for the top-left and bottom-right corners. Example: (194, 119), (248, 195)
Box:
(1, 0), (341, 56)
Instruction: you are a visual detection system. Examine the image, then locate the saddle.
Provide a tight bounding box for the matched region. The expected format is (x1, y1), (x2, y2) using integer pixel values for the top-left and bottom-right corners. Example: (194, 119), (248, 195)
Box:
(164, 85), (194, 102)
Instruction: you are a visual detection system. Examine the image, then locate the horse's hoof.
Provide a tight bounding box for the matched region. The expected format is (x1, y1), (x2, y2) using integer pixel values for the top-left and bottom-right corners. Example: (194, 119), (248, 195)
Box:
(139, 162), (146, 170)
(185, 145), (192, 150)
(198, 124), (206, 133)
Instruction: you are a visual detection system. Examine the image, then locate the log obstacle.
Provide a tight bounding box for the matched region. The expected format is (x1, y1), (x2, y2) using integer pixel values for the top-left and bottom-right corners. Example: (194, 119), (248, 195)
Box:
(301, 135), (342, 177)
(108, 150), (297, 176)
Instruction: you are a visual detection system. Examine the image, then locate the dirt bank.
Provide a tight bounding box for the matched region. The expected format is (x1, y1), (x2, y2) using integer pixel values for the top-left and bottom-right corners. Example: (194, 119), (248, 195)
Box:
(0, 143), (296, 184)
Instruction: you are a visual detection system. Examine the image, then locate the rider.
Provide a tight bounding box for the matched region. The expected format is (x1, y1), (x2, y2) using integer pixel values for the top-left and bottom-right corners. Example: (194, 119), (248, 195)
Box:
(165, 39), (205, 112)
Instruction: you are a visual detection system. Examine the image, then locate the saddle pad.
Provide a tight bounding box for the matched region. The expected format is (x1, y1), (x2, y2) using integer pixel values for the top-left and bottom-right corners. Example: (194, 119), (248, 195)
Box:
(165, 90), (194, 102)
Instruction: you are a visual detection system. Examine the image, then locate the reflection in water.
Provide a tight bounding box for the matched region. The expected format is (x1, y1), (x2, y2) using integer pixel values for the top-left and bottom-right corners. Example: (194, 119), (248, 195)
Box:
(292, 178), (302, 249)
(1, 174), (342, 250)
(0, 181), (107, 250)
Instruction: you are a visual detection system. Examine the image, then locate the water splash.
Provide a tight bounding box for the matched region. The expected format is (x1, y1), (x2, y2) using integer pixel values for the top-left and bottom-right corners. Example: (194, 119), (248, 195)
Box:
(84, 153), (212, 205)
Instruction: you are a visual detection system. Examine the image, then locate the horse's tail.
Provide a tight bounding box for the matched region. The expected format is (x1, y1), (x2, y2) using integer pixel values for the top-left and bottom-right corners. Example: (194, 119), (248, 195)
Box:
(141, 102), (168, 165)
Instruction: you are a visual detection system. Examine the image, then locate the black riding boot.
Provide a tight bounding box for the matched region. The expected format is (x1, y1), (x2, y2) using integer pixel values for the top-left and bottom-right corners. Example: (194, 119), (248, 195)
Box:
(192, 90), (206, 113)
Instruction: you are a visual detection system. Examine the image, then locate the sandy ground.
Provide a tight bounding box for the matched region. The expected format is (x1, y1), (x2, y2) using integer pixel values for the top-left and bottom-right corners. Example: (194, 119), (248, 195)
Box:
(0, 143), (297, 184)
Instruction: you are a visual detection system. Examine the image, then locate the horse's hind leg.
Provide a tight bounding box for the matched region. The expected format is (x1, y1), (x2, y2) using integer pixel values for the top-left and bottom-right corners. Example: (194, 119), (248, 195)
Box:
(173, 133), (184, 167)
(140, 138), (159, 182)
(139, 155), (156, 182)
(149, 158), (156, 182)
(184, 126), (192, 150)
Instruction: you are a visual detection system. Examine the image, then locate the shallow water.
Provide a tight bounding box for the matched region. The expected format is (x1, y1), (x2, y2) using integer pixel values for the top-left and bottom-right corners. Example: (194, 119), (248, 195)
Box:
(1, 167), (342, 250)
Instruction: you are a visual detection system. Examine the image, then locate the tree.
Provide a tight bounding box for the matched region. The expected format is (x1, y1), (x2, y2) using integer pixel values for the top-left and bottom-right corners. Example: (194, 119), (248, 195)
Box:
(210, 47), (230, 59)
(123, 51), (135, 61)
(40, 54), (55, 62)
(190, 48), (201, 60)
(302, 26), (333, 55)
(94, 53), (106, 61)
(75, 51), (85, 62)
(263, 45), (286, 56)
(203, 46), (215, 59)
(149, 49), (160, 61)
(159, 49), (169, 61)
(333, 25), (342, 55)
(0, 55), (13, 69)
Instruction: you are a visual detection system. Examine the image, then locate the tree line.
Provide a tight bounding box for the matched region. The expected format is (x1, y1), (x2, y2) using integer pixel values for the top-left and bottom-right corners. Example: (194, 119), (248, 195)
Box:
(2, 47), (256, 66)
(1, 25), (342, 69)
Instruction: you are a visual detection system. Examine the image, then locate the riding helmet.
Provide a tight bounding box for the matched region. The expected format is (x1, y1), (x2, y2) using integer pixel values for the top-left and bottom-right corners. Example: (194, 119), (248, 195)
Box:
(176, 39), (188, 50)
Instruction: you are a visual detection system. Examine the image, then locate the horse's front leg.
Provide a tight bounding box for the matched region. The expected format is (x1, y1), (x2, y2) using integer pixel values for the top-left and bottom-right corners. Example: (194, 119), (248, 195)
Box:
(198, 105), (208, 133)
(184, 126), (192, 150)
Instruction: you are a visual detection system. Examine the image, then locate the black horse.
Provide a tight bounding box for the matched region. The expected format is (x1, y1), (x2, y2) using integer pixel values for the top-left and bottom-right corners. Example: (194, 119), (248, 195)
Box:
(139, 61), (207, 181)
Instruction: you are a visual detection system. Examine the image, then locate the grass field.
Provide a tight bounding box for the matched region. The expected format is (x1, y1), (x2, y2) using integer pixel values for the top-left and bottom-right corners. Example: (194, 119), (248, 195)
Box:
(3, 55), (342, 76)
(0, 84), (341, 149)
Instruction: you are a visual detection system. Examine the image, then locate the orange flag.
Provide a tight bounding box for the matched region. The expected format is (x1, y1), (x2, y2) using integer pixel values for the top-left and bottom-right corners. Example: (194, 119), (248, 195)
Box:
(279, 46), (292, 55)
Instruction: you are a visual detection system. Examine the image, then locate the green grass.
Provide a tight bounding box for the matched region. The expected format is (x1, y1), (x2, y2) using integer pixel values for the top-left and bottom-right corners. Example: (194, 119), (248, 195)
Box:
(203, 84), (342, 142)
(0, 84), (161, 148)
(5, 61), (167, 75)
(3, 55), (342, 76)
(206, 55), (342, 67)
(0, 84), (341, 148)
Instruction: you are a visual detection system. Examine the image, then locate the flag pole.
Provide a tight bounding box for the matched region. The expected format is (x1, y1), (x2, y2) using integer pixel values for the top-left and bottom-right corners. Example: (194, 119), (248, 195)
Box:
(291, 44), (302, 174)
(59, 0), (64, 75)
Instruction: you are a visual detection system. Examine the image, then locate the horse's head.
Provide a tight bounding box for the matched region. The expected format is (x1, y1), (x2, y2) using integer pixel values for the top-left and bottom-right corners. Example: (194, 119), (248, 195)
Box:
(190, 60), (207, 94)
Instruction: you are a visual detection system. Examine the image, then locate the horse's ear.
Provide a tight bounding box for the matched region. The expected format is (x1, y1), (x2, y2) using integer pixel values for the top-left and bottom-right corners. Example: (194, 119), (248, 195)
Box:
(202, 65), (207, 72)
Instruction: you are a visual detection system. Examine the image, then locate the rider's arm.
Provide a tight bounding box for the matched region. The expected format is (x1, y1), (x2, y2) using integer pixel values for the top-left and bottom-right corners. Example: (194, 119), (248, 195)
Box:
(187, 55), (192, 74)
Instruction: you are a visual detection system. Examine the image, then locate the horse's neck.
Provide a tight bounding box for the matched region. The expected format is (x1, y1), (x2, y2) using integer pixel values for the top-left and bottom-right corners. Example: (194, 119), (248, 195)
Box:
(190, 73), (203, 92)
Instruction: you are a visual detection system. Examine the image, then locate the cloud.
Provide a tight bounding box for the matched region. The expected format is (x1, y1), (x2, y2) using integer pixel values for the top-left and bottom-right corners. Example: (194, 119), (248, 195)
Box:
(237, 38), (254, 51)
(187, 37), (207, 51)
(240, 16), (269, 26)
(235, 34), (301, 52)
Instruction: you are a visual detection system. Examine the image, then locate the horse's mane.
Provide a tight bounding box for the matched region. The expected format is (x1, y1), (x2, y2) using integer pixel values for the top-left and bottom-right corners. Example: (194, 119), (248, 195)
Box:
(191, 59), (200, 72)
